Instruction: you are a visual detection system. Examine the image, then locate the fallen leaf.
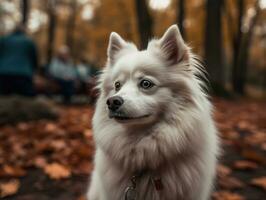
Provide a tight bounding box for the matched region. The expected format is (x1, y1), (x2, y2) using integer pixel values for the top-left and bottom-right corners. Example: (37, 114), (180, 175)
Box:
(261, 143), (266, 151)
(73, 161), (93, 175)
(33, 156), (47, 168)
(44, 163), (71, 180)
(0, 165), (26, 178)
(212, 191), (245, 200)
(217, 164), (232, 178)
(250, 177), (266, 190)
(218, 176), (245, 189)
(0, 179), (20, 197)
(17, 122), (29, 131)
(44, 123), (58, 133)
(241, 149), (266, 164)
(83, 129), (93, 140)
(233, 160), (258, 170)
(76, 195), (87, 200)
(237, 120), (250, 130)
(51, 139), (67, 150)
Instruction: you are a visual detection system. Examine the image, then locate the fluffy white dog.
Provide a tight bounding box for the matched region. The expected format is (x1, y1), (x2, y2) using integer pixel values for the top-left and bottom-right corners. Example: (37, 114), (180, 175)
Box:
(87, 25), (220, 200)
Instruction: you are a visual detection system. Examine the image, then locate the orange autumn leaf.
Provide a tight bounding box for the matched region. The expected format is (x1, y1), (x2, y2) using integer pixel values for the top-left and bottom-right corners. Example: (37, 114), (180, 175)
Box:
(33, 156), (47, 168)
(233, 160), (258, 170)
(51, 139), (67, 150)
(83, 129), (93, 140)
(212, 191), (245, 200)
(44, 163), (71, 180)
(0, 165), (26, 178)
(0, 179), (20, 198)
(218, 176), (245, 189)
(261, 143), (266, 151)
(237, 120), (250, 130)
(44, 123), (59, 133)
(76, 195), (87, 200)
(250, 177), (266, 190)
(241, 149), (266, 165)
(217, 164), (232, 178)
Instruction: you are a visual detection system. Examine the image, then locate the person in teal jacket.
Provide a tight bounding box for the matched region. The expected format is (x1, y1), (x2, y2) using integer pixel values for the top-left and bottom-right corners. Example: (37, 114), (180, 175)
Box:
(0, 25), (38, 96)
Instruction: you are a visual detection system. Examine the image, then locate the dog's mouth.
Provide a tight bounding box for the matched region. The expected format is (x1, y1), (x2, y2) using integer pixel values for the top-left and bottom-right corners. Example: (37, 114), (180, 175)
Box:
(109, 112), (150, 121)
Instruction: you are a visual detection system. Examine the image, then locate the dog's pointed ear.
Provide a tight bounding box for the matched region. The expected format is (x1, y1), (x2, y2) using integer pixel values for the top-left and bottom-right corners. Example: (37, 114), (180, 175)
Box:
(107, 32), (127, 65)
(158, 25), (188, 65)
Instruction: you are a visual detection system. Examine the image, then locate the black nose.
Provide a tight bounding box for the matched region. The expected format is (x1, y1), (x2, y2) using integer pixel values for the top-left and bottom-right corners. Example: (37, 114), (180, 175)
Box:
(106, 96), (124, 111)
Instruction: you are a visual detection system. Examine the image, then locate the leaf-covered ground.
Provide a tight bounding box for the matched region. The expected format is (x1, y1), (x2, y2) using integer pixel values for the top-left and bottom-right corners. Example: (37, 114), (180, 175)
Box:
(0, 98), (265, 200)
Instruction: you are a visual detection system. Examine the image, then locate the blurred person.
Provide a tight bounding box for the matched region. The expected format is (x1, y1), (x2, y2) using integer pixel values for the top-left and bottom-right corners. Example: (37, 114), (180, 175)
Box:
(49, 46), (77, 103)
(76, 59), (91, 83)
(0, 24), (38, 96)
(76, 59), (99, 102)
(76, 59), (98, 85)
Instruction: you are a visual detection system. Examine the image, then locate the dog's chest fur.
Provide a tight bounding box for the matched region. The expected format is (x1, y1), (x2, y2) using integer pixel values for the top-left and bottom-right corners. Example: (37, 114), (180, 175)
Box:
(95, 147), (206, 200)
(88, 96), (218, 200)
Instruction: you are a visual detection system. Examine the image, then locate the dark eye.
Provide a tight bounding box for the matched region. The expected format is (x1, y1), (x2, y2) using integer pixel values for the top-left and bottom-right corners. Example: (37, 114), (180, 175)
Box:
(140, 79), (154, 89)
(114, 81), (121, 91)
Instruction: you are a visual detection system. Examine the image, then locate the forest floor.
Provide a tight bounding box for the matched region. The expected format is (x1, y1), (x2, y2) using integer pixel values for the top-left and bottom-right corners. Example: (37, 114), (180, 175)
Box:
(0, 97), (265, 200)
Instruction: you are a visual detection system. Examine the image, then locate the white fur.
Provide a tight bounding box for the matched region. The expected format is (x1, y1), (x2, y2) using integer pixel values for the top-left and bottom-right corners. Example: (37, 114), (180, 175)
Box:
(87, 25), (220, 200)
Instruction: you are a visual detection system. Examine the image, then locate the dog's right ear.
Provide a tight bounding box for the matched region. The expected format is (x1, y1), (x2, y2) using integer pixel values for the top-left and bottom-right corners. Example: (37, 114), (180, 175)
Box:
(107, 32), (127, 65)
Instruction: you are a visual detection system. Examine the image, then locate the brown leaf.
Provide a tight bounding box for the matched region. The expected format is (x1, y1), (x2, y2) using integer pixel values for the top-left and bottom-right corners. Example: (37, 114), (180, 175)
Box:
(33, 156), (47, 168)
(237, 120), (250, 130)
(44, 163), (71, 180)
(83, 129), (93, 140)
(0, 179), (20, 198)
(17, 122), (29, 131)
(0, 165), (26, 178)
(217, 164), (232, 178)
(233, 160), (258, 170)
(218, 176), (245, 189)
(212, 191), (245, 200)
(242, 149), (266, 165)
(44, 123), (59, 133)
(51, 139), (67, 150)
(250, 177), (266, 190)
(261, 143), (266, 151)
(73, 161), (93, 175)
(76, 195), (87, 200)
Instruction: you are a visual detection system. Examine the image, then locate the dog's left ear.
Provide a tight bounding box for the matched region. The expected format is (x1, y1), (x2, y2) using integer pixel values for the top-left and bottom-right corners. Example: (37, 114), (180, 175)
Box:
(158, 25), (188, 65)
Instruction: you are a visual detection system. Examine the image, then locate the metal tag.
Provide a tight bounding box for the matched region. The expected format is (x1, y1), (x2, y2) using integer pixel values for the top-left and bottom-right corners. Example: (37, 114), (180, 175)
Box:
(124, 186), (137, 200)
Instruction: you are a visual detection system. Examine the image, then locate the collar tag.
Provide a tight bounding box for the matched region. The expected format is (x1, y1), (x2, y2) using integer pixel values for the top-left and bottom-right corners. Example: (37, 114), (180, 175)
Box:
(124, 186), (137, 200)
(124, 175), (137, 200)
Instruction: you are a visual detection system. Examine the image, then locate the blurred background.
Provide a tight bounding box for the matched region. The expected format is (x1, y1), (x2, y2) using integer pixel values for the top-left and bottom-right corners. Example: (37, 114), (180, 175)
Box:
(0, 0), (265, 200)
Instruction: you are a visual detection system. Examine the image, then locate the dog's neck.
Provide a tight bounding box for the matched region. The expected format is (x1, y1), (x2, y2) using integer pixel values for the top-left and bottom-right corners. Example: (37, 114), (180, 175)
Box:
(124, 170), (164, 200)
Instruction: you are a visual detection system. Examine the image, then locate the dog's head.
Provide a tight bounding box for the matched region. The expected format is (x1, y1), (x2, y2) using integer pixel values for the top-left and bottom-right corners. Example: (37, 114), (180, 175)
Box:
(98, 25), (203, 126)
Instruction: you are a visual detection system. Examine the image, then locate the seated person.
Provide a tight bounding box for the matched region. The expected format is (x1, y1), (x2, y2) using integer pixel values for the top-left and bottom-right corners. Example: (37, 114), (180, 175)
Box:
(49, 46), (77, 103)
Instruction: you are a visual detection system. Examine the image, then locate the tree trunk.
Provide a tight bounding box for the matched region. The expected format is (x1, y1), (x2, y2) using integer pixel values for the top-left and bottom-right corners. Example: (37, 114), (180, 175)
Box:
(135, 0), (153, 49)
(204, 0), (225, 91)
(232, 0), (245, 94)
(66, 0), (78, 59)
(21, 0), (29, 25)
(235, 1), (261, 94)
(177, 0), (185, 39)
(47, 0), (57, 64)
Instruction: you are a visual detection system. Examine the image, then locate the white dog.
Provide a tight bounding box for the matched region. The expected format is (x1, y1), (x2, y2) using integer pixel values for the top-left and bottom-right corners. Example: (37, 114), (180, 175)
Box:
(87, 25), (220, 200)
